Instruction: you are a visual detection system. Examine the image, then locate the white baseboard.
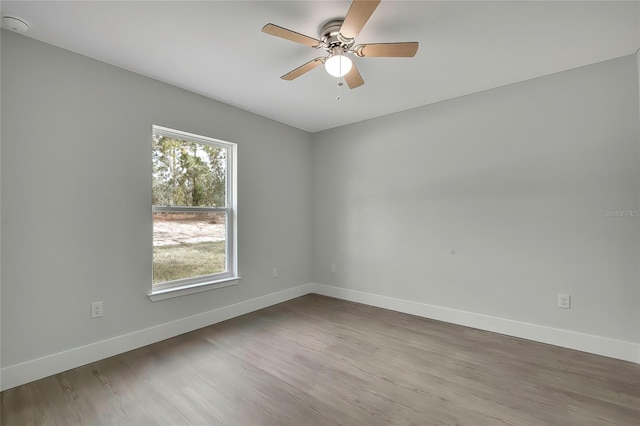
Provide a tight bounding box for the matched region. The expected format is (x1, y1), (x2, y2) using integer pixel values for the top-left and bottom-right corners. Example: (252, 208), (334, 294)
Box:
(310, 283), (640, 364)
(3, 282), (637, 391)
(1, 283), (314, 391)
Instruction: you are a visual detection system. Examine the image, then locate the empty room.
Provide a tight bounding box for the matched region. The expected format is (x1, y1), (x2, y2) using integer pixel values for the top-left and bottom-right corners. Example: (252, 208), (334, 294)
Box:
(1, 1), (639, 424)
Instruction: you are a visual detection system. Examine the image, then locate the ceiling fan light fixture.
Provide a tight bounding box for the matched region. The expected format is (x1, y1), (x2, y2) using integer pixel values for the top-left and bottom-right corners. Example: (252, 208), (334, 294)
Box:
(325, 54), (352, 78)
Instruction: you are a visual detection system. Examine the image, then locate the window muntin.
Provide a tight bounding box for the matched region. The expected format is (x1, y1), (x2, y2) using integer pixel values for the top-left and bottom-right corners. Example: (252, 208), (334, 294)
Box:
(152, 125), (237, 293)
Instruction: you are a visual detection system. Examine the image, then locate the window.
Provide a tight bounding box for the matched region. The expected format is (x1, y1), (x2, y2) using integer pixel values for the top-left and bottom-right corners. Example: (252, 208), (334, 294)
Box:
(150, 125), (238, 300)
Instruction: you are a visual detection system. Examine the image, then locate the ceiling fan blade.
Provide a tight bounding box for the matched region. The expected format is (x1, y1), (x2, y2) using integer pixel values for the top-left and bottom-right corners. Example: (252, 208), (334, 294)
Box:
(340, 0), (381, 40)
(344, 63), (364, 89)
(355, 42), (419, 57)
(281, 58), (325, 81)
(262, 23), (322, 47)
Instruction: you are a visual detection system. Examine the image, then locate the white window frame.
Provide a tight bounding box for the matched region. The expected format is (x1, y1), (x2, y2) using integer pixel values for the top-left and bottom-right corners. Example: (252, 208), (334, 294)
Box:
(149, 125), (239, 301)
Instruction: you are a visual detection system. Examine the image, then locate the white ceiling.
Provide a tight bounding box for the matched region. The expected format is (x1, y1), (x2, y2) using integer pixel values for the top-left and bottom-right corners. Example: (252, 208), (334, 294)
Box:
(2, 1), (639, 133)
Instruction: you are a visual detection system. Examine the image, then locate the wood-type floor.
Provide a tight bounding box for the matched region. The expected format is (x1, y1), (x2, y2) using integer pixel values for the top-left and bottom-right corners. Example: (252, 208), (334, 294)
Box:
(2, 294), (639, 425)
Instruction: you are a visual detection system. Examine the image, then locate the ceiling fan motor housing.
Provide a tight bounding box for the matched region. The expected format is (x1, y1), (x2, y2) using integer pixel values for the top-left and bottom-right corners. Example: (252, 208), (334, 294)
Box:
(320, 19), (354, 52)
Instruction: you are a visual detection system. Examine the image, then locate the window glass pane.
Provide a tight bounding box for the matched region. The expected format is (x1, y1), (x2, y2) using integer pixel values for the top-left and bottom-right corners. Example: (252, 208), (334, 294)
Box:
(153, 212), (226, 284)
(152, 135), (226, 207)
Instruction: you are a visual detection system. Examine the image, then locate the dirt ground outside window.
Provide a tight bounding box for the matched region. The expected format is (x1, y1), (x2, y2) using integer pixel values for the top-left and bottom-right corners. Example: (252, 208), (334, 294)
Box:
(153, 218), (226, 246)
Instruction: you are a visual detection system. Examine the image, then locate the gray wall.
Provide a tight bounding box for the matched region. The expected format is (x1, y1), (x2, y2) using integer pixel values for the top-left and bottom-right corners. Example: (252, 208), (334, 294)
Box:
(0, 28), (3, 392)
(1, 31), (312, 367)
(312, 55), (640, 343)
(2, 29), (639, 372)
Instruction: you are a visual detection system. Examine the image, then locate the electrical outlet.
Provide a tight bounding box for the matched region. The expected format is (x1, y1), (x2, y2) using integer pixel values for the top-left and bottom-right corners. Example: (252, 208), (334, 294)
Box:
(331, 264), (337, 274)
(272, 267), (278, 278)
(558, 294), (571, 309)
(91, 301), (104, 318)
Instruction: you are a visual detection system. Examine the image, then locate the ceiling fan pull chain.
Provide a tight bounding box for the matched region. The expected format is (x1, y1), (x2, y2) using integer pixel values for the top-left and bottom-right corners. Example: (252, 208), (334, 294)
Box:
(337, 55), (342, 100)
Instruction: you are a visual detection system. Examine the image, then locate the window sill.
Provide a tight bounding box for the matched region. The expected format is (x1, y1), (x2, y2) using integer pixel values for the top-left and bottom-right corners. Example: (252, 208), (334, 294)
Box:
(148, 276), (241, 302)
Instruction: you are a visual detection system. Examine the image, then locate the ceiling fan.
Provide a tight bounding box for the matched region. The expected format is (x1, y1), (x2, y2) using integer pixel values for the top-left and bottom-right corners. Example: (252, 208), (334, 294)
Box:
(262, 0), (418, 89)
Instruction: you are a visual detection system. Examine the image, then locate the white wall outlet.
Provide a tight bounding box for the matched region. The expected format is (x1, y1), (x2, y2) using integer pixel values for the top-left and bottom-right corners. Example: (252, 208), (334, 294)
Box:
(331, 264), (337, 274)
(91, 301), (104, 318)
(558, 294), (571, 309)
(272, 267), (278, 278)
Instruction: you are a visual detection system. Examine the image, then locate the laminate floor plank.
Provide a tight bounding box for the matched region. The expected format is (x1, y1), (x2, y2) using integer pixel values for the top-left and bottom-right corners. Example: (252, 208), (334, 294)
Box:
(2, 294), (639, 425)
